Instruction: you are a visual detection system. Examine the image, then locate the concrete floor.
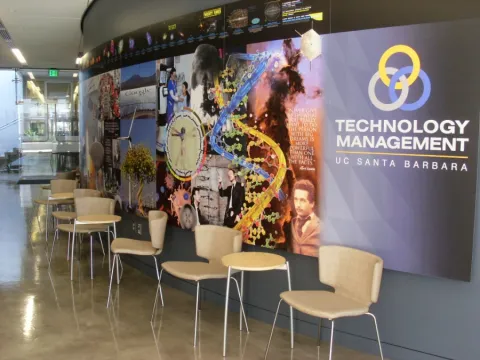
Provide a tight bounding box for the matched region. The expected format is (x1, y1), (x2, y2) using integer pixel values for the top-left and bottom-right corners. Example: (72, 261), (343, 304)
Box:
(0, 174), (383, 360)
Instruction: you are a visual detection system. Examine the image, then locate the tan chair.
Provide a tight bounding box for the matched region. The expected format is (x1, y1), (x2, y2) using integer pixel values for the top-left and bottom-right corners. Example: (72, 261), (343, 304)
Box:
(50, 189), (102, 262)
(52, 197), (114, 279)
(52, 189), (102, 223)
(34, 179), (77, 207)
(160, 225), (249, 347)
(56, 170), (77, 180)
(265, 246), (384, 360)
(34, 179), (77, 244)
(107, 211), (168, 310)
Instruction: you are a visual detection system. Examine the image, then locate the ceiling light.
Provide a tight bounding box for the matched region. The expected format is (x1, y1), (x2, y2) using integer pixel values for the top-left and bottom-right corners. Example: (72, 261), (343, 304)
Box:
(73, 73), (78, 78)
(27, 72), (35, 80)
(66, 95), (70, 98)
(11, 48), (27, 64)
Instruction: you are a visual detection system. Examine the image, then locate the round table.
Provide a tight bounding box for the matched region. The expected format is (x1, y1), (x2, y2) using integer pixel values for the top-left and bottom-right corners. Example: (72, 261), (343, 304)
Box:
(71, 214), (122, 281)
(50, 192), (74, 200)
(221, 252), (294, 357)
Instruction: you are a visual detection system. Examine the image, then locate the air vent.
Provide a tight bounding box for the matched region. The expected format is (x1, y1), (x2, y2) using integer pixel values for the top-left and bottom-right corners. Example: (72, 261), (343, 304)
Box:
(0, 20), (13, 44)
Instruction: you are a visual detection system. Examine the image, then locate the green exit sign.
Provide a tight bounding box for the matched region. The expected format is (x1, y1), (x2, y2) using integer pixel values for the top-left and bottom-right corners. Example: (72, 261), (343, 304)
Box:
(49, 69), (59, 77)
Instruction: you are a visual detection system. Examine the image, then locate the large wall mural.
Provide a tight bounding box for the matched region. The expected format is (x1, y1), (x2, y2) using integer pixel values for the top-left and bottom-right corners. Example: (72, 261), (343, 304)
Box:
(154, 38), (322, 256)
(80, 1), (480, 282)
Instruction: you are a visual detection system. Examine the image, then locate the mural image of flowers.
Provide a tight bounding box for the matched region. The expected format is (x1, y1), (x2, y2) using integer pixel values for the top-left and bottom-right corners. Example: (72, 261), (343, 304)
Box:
(121, 144), (156, 217)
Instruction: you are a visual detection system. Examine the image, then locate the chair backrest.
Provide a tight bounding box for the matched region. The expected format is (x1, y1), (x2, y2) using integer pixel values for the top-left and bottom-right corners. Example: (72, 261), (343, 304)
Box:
(195, 225), (243, 261)
(319, 246), (383, 306)
(74, 189), (101, 199)
(51, 179), (77, 194)
(56, 171), (76, 180)
(149, 211), (168, 249)
(75, 197), (115, 217)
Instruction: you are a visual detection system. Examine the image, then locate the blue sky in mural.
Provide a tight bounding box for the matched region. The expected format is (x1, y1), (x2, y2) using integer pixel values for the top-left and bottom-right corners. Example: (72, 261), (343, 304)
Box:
(121, 61), (156, 85)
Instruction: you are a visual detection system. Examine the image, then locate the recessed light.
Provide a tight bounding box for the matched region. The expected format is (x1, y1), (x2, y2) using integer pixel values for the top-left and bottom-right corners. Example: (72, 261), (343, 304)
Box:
(73, 73), (78, 78)
(11, 48), (27, 64)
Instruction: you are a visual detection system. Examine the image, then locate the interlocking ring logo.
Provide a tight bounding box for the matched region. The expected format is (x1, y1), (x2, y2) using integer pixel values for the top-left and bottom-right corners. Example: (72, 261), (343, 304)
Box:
(368, 45), (431, 112)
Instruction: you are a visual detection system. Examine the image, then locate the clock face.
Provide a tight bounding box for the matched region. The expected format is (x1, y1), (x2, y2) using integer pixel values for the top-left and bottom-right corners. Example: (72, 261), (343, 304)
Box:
(165, 108), (206, 181)
(180, 204), (197, 230)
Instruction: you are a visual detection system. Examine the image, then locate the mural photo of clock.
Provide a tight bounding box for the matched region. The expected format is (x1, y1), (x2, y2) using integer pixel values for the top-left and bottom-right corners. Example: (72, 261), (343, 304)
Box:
(165, 108), (207, 181)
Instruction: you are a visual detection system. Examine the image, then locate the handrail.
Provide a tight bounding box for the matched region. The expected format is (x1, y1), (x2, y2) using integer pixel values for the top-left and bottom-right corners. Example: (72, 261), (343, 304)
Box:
(0, 119), (18, 132)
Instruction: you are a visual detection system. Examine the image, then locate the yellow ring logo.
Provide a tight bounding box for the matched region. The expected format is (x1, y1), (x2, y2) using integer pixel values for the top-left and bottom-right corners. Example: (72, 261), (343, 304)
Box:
(379, 45), (421, 89)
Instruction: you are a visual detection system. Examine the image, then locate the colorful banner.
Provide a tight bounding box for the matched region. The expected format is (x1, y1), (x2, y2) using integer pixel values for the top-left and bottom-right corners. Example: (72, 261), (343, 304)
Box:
(80, 15), (480, 281)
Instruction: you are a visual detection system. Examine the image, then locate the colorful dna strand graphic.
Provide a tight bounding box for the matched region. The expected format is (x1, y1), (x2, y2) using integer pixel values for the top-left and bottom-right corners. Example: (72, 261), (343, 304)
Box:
(210, 52), (287, 234)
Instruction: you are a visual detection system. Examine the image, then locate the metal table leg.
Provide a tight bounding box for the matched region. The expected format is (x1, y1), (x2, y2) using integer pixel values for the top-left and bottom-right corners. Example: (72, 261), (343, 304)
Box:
(222, 266), (232, 357)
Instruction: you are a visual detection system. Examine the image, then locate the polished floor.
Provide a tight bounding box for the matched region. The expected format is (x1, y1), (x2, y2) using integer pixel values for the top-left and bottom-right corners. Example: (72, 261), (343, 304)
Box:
(0, 174), (383, 360)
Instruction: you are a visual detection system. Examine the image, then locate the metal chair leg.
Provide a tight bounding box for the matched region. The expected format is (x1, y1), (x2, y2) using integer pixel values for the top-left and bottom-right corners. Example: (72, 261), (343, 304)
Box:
(230, 276), (249, 333)
(98, 232), (105, 256)
(70, 224), (76, 281)
(107, 254), (117, 307)
(367, 313), (384, 360)
(151, 258), (165, 323)
(67, 232), (71, 261)
(48, 229), (59, 266)
(264, 298), (283, 359)
(329, 320), (335, 360)
(317, 319), (322, 347)
(153, 257), (164, 306)
(116, 254), (120, 284)
(194, 281), (200, 347)
(90, 235), (94, 280)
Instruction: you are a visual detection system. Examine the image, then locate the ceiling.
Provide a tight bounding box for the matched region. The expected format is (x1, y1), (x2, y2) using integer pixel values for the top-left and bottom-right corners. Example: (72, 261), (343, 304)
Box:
(0, 0), (89, 69)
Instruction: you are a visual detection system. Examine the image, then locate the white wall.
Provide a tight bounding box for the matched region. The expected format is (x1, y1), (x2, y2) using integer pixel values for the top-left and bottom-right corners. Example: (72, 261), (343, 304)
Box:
(0, 70), (21, 156)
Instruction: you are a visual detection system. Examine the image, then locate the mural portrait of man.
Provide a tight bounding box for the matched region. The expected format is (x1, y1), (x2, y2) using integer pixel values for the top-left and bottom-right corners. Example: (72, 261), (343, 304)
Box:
(291, 179), (321, 257)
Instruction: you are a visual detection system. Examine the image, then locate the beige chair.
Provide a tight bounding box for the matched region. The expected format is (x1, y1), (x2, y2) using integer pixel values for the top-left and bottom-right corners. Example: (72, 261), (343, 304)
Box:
(52, 189), (102, 223)
(50, 189), (102, 262)
(265, 246), (384, 360)
(34, 179), (77, 208)
(34, 179), (77, 244)
(107, 211), (168, 310)
(160, 225), (249, 347)
(56, 170), (77, 180)
(52, 197), (114, 279)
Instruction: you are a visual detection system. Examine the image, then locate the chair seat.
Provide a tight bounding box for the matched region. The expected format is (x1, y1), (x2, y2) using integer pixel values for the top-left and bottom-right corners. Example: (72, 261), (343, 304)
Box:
(162, 261), (228, 281)
(111, 238), (162, 256)
(280, 291), (369, 320)
(57, 223), (108, 234)
(35, 198), (74, 206)
(52, 211), (76, 221)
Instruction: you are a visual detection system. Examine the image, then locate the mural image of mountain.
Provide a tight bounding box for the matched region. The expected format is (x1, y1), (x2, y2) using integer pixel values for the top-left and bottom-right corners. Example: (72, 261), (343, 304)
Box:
(120, 61), (157, 91)
(121, 73), (157, 91)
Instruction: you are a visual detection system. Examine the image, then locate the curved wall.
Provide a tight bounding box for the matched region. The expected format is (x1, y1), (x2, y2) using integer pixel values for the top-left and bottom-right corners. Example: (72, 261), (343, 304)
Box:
(80, 2), (480, 360)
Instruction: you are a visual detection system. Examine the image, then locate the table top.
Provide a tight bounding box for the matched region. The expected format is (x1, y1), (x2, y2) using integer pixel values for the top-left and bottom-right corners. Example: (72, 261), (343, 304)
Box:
(76, 215), (122, 224)
(222, 252), (286, 271)
(49, 192), (74, 200)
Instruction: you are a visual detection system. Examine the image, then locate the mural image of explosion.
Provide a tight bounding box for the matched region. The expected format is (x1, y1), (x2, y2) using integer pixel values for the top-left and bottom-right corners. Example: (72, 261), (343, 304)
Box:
(160, 39), (322, 253)
(213, 38), (322, 250)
